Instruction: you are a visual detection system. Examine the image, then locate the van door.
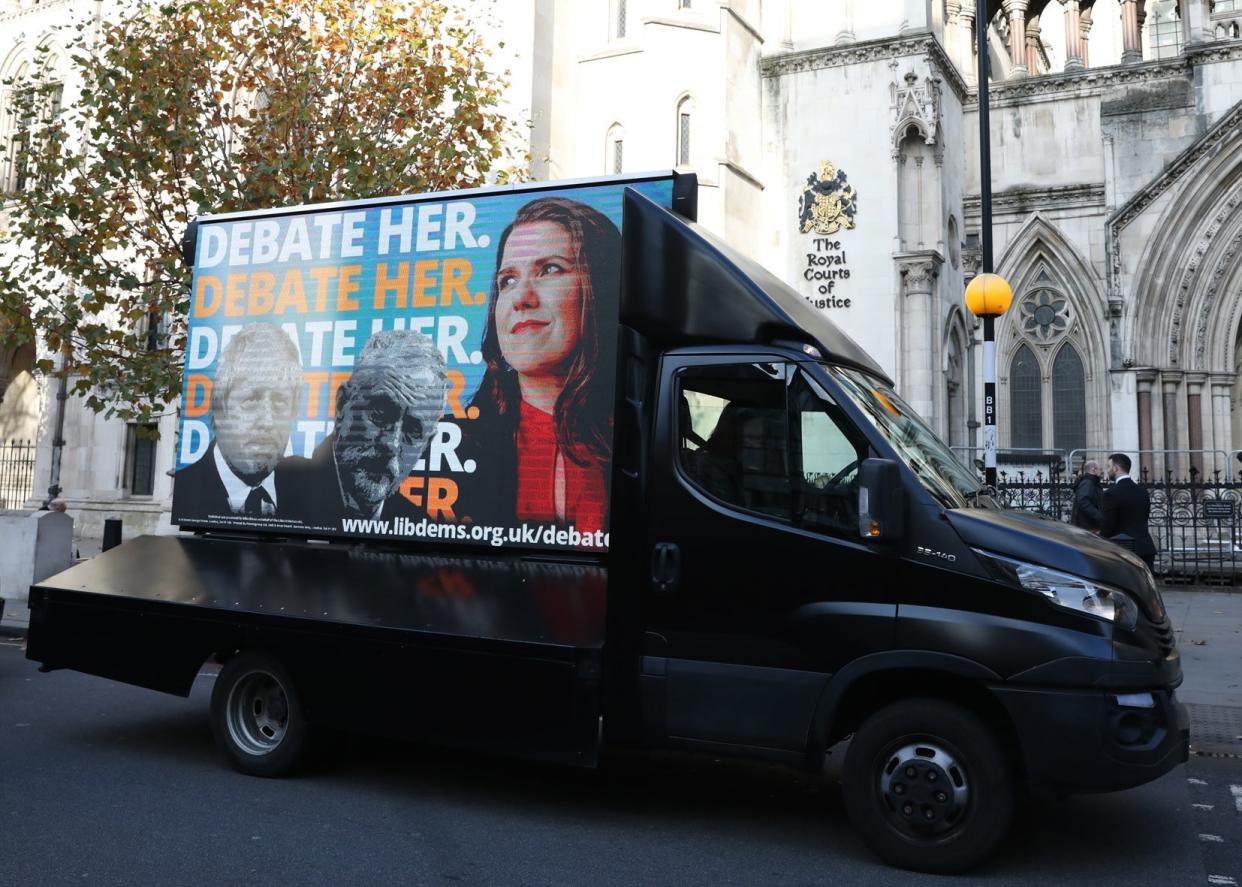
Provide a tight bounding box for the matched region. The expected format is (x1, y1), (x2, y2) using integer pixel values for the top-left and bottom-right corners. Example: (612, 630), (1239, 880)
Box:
(640, 354), (897, 754)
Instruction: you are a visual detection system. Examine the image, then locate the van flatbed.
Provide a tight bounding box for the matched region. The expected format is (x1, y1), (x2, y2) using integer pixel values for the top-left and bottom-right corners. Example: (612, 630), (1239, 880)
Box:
(27, 534), (607, 764)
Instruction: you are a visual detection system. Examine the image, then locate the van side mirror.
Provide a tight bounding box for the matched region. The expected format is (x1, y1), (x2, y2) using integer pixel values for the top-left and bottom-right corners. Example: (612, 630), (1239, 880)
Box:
(858, 458), (904, 541)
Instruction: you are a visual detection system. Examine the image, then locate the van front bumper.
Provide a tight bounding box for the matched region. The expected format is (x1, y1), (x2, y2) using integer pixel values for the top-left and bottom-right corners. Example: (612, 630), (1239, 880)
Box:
(991, 685), (1189, 793)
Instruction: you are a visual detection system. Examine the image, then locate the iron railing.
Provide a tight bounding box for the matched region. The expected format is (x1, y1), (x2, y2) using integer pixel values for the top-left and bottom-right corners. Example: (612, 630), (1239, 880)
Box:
(0, 439), (36, 509)
(993, 465), (1242, 584)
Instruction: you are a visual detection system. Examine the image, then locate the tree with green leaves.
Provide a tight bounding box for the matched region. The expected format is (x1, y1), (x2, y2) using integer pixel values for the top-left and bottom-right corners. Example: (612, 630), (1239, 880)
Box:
(0, 0), (522, 427)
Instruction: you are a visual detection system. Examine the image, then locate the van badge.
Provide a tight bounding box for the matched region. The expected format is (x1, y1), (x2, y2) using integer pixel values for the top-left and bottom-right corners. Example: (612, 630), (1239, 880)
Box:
(916, 545), (956, 563)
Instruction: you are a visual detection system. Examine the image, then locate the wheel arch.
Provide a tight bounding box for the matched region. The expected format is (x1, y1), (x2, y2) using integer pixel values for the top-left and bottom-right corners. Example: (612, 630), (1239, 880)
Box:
(810, 652), (1019, 764)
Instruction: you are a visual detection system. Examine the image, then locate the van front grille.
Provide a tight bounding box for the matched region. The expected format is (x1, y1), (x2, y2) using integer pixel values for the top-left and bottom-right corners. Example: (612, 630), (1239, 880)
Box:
(1148, 619), (1176, 657)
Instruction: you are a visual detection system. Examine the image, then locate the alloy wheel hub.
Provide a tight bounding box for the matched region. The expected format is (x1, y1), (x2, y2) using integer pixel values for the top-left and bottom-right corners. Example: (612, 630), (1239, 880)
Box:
(879, 743), (969, 836)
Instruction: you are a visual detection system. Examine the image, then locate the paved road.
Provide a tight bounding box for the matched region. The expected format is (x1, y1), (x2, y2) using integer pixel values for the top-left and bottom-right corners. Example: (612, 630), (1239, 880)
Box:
(0, 639), (1236, 887)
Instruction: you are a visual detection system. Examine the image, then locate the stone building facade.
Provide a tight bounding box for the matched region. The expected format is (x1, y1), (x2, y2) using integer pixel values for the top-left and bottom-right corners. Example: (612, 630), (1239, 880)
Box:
(756, 0), (1242, 481)
(1, 0), (1241, 538)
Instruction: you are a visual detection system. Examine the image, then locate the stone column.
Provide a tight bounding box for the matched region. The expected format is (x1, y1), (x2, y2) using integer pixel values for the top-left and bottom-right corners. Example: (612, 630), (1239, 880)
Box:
(1061, 0), (1084, 71)
(1025, 18), (1042, 73)
(1120, 0), (1143, 64)
(897, 255), (943, 422)
(1162, 376), (1181, 478)
(1210, 375), (1235, 477)
(835, 0), (856, 45)
(1080, 7), (1093, 67)
(1137, 371), (1156, 479)
(1003, 0), (1030, 77)
(957, 0), (976, 81)
(945, 0), (963, 66)
(1187, 374), (1206, 478)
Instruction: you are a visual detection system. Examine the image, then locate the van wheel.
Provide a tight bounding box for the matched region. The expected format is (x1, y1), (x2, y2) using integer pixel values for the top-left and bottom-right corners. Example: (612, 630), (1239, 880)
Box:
(210, 651), (309, 777)
(842, 698), (1013, 874)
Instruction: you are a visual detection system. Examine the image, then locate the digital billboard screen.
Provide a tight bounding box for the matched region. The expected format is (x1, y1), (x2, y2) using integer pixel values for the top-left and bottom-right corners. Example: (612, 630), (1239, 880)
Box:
(172, 177), (677, 552)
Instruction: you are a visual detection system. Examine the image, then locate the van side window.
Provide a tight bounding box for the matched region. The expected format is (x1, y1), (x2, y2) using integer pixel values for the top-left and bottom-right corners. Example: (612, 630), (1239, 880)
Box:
(677, 364), (865, 534)
(790, 370), (865, 534)
(678, 363), (792, 521)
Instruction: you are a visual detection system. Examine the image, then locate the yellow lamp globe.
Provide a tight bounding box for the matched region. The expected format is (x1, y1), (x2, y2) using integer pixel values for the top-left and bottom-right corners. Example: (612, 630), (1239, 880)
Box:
(964, 273), (1014, 318)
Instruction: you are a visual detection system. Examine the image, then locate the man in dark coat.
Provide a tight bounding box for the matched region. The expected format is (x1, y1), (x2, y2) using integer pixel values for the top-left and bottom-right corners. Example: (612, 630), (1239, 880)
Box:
(1101, 452), (1157, 569)
(1071, 459), (1103, 533)
(279, 329), (448, 532)
(173, 323), (302, 525)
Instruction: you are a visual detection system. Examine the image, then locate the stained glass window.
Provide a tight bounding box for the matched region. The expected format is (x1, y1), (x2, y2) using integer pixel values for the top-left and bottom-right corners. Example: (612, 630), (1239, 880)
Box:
(1010, 344), (1042, 449)
(1052, 344), (1087, 455)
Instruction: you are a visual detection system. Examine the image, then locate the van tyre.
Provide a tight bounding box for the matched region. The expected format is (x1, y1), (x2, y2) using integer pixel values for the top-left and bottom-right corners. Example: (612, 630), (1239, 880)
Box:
(842, 698), (1013, 874)
(210, 651), (310, 777)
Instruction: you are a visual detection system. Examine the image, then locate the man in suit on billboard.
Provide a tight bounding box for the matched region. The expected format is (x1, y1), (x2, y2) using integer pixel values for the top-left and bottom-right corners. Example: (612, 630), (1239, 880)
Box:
(174, 323), (302, 521)
(284, 329), (448, 527)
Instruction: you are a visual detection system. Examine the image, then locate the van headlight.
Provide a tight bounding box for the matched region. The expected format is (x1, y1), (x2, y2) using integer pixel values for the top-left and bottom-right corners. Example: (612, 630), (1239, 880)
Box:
(974, 551), (1139, 630)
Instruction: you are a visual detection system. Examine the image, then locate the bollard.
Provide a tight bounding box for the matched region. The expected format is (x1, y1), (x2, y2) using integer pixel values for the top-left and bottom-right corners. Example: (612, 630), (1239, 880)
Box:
(102, 518), (122, 552)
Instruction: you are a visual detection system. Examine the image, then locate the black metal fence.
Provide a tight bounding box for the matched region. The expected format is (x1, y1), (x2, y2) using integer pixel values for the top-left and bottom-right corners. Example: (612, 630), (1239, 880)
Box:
(0, 439), (36, 509)
(994, 467), (1242, 584)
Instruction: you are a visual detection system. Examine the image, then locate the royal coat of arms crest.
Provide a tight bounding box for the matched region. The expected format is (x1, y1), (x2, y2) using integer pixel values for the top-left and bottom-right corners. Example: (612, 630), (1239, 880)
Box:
(798, 161), (858, 236)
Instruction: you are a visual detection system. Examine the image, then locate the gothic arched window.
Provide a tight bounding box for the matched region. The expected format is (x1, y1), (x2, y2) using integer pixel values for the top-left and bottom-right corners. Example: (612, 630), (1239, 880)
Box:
(1052, 343), (1087, 454)
(676, 96), (693, 167)
(605, 123), (624, 174)
(1010, 344), (1043, 449)
(1005, 260), (1099, 455)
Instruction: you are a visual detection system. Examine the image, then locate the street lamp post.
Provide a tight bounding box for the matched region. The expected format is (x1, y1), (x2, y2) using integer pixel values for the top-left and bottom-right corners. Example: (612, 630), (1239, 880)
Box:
(977, 0), (994, 274)
(965, 274), (1013, 487)
(968, 4), (1013, 488)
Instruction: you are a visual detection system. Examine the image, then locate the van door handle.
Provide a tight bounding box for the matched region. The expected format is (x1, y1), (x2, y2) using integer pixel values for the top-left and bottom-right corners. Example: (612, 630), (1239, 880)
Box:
(650, 542), (681, 594)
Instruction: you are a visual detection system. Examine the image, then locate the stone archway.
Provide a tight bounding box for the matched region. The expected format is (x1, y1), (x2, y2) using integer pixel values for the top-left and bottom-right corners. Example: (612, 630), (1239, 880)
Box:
(1127, 104), (1242, 471)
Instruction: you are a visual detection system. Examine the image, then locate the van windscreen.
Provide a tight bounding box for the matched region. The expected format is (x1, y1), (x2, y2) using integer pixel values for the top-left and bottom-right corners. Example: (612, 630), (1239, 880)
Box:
(827, 366), (984, 508)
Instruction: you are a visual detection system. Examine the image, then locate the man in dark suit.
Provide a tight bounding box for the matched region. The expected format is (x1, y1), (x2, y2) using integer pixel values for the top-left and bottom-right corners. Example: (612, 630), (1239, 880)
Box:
(280, 329), (448, 530)
(1071, 459), (1103, 533)
(174, 323), (302, 524)
(1101, 452), (1157, 570)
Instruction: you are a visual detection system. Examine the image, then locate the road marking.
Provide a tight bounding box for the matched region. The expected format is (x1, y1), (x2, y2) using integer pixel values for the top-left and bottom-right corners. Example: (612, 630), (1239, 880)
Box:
(1191, 778), (1210, 785)
(1200, 834), (1225, 843)
(1195, 804), (1217, 810)
(1208, 877), (1236, 886)
(1231, 785), (1242, 813)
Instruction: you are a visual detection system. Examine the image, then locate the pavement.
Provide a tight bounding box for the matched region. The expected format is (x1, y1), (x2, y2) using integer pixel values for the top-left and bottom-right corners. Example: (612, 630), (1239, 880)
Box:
(0, 598), (30, 637)
(1165, 589), (1242, 708)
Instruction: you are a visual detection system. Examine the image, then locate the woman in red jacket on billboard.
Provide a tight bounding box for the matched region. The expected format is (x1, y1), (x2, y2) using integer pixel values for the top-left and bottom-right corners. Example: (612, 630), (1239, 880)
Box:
(460, 197), (621, 542)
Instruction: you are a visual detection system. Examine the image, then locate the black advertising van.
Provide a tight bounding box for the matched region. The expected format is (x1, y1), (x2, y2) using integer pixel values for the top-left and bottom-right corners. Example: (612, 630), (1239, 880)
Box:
(25, 172), (1187, 873)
